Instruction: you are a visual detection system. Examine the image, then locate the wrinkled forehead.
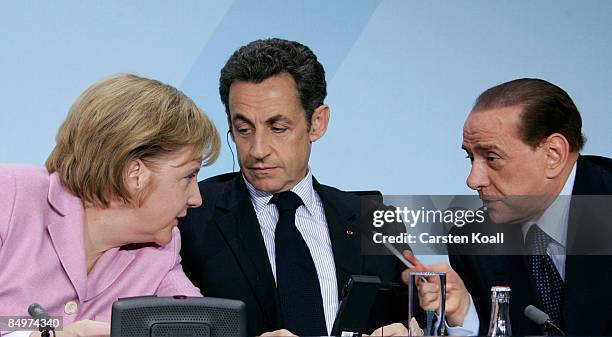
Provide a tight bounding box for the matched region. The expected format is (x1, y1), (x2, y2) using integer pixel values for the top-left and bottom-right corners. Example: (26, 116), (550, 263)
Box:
(228, 74), (303, 122)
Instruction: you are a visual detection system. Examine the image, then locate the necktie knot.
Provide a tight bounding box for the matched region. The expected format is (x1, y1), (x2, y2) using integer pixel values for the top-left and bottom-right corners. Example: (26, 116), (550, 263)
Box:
(525, 224), (551, 255)
(270, 191), (304, 213)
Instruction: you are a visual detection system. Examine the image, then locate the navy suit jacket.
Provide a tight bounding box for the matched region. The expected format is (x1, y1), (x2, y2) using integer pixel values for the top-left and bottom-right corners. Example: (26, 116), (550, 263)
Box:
(179, 173), (408, 335)
(449, 155), (612, 335)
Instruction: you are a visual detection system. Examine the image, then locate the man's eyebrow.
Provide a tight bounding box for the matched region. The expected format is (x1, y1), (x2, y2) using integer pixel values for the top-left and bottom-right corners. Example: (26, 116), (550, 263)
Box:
(265, 114), (292, 125)
(462, 143), (507, 156)
(231, 113), (253, 124)
(477, 144), (501, 151)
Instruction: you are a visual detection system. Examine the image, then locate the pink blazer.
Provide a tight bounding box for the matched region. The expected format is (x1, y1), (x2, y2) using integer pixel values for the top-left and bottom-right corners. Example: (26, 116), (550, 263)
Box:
(0, 164), (201, 325)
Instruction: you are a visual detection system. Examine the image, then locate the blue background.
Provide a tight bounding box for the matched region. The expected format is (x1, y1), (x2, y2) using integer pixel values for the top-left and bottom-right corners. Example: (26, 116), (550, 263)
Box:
(2, 0), (611, 196)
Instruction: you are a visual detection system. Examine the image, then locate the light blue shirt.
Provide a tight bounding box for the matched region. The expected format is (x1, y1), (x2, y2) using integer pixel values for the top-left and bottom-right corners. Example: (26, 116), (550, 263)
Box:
(521, 162), (577, 279)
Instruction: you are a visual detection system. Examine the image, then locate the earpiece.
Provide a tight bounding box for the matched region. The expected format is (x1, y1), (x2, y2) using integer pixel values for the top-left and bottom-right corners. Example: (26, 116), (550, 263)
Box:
(226, 129), (236, 172)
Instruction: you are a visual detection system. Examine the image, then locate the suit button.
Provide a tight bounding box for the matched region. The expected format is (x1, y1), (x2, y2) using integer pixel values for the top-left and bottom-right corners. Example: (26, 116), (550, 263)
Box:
(64, 300), (78, 314)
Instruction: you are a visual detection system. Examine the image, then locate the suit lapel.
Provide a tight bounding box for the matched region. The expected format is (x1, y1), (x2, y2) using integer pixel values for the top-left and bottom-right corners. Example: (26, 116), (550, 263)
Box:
(566, 155), (612, 254)
(214, 176), (281, 329)
(563, 155), (612, 333)
(314, 179), (362, 298)
(85, 247), (135, 300)
(47, 212), (88, 301)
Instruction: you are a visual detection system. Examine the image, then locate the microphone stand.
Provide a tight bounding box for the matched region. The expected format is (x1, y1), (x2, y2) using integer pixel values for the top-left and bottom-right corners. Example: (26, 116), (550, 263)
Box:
(544, 320), (565, 336)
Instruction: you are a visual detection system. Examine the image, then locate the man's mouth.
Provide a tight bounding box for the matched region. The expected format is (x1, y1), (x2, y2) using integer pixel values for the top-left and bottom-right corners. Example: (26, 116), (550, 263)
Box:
(248, 166), (278, 174)
(480, 196), (504, 207)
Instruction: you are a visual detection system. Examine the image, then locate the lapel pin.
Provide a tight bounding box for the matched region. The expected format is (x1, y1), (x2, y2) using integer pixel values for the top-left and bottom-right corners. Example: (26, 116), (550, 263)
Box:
(346, 229), (353, 236)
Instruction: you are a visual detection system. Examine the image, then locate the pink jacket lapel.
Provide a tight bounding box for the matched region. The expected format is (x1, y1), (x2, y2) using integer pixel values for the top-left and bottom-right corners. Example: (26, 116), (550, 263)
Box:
(46, 173), (88, 301)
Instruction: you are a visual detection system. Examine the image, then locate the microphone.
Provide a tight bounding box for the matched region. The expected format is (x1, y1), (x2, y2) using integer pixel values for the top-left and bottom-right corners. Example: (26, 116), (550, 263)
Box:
(28, 303), (55, 335)
(524, 305), (565, 336)
(524, 305), (549, 325)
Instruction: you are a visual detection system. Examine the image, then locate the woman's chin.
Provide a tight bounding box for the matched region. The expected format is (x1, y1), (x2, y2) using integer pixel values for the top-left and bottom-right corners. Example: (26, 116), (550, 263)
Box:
(154, 228), (174, 246)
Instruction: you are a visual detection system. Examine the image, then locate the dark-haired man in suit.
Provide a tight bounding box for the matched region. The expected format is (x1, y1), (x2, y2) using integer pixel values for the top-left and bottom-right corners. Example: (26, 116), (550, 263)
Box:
(179, 38), (412, 336)
(419, 78), (612, 336)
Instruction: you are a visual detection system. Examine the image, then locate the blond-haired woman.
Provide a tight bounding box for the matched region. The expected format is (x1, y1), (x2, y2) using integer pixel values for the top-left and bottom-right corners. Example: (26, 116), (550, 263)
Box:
(0, 74), (220, 337)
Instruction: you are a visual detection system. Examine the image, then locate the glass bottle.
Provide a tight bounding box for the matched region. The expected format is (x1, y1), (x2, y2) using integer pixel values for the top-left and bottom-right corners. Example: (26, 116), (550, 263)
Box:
(487, 286), (512, 337)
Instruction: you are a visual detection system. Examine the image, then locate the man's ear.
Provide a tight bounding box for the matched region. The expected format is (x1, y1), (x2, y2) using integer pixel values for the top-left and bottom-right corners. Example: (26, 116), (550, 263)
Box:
(543, 133), (570, 179)
(309, 104), (330, 143)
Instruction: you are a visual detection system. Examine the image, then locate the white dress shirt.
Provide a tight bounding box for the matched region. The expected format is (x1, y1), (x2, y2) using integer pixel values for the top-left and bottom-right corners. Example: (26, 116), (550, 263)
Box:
(244, 169), (339, 335)
(521, 162), (577, 280)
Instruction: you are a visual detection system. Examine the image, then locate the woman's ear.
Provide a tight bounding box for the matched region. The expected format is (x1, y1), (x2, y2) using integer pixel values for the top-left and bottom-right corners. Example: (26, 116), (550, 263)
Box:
(125, 158), (152, 201)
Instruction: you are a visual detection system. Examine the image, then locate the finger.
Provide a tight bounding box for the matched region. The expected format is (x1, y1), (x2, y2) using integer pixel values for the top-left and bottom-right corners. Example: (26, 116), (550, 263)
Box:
(421, 292), (441, 307)
(272, 329), (296, 337)
(82, 322), (111, 337)
(410, 317), (423, 336)
(401, 269), (410, 284)
(428, 263), (464, 284)
(401, 254), (428, 285)
(369, 323), (407, 336)
(418, 282), (440, 293)
(419, 301), (438, 311)
(402, 267), (429, 285)
(403, 250), (424, 269)
(380, 323), (409, 336)
(419, 295), (439, 311)
(425, 273), (442, 285)
(430, 263), (451, 271)
(369, 326), (383, 336)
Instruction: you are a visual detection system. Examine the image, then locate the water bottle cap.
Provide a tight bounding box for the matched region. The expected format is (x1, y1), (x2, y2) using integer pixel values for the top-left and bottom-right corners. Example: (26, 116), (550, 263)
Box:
(491, 285), (511, 292)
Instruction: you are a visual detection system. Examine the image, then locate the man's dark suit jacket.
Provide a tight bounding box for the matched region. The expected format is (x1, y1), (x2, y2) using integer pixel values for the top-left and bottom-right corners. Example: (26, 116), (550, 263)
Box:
(179, 172), (407, 335)
(449, 155), (612, 335)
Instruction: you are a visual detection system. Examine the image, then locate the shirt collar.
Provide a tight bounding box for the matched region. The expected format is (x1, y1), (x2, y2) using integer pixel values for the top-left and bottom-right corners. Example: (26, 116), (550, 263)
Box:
(521, 162), (577, 247)
(243, 168), (317, 216)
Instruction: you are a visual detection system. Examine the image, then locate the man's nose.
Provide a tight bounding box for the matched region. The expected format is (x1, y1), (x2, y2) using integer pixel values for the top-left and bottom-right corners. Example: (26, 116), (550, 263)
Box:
(249, 131), (272, 160)
(466, 162), (489, 191)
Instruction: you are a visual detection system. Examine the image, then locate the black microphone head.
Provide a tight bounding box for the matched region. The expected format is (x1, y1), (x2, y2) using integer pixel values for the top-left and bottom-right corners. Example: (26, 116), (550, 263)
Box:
(524, 305), (549, 325)
(28, 303), (51, 319)
(28, 303), (55, 332)
(28, 303), (42, 317)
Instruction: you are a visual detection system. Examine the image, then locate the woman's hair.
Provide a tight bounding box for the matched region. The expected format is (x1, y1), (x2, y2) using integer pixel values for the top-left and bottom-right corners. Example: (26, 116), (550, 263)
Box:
(46, 73), (220, 207)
